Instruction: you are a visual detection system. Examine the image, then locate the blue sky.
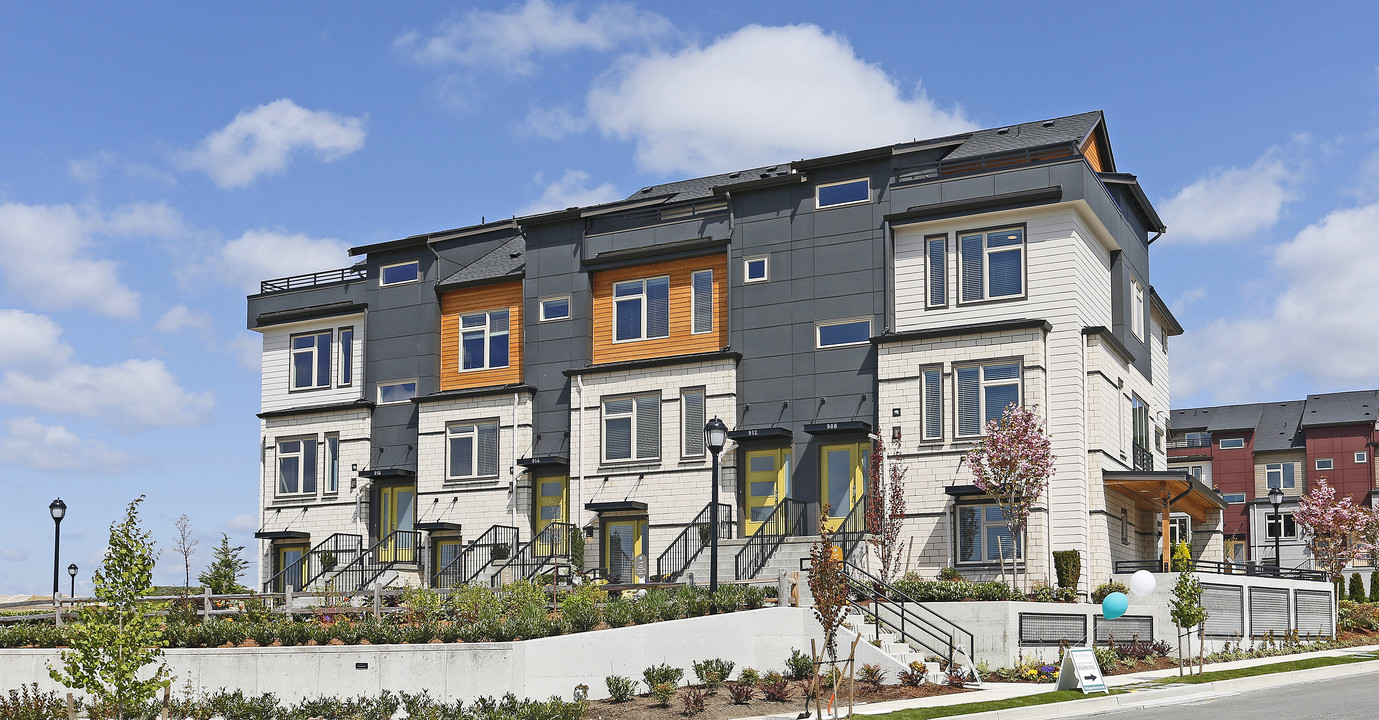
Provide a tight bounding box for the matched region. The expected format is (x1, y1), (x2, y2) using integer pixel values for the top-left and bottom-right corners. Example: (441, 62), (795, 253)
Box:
(1, 1), (1377, 593)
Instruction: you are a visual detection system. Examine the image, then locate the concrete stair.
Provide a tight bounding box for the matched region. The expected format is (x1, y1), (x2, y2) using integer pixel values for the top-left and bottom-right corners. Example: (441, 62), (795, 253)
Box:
(681, 536), (818, 586)
(840, 609), (947, 682)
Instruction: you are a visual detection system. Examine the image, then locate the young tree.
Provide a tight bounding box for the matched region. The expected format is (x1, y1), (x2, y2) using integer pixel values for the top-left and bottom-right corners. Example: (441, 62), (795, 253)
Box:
(964, 404), (1056, 590)
(1294, 478), (1379, 585)
(808, 505), (848, 668)
(198, 533), (249, 595)
(172, 514), (198, 592)
(1169, 570), (1208, 675)
(49, 496), (170, 719)
(865, 436), (908, 584)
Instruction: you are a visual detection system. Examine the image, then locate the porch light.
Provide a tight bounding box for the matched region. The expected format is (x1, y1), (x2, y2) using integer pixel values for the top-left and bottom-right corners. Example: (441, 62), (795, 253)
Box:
(705, 417), (728, 455)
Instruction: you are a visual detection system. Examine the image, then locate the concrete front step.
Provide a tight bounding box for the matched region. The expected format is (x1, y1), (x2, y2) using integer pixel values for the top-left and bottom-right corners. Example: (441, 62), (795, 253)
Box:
(681, 536), (820, 584)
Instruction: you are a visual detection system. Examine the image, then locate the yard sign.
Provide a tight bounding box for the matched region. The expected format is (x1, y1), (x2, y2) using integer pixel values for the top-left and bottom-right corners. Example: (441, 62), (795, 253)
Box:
(1055, 647), (1108, 694)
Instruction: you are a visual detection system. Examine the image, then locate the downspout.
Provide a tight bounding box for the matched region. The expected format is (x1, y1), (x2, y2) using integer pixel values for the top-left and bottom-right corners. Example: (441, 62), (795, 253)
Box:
(575, 375), (586, 532)
(512, 392), (519, 528)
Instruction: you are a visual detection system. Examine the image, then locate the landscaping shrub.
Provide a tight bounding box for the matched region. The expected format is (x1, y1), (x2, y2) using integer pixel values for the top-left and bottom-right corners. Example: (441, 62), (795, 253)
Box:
(678, 686), (707, 715)
(503, 603), (552, 640)
(1171, 541), (1193, 572)
(692, 658), (735, 688)
(944, 667), (969, 688)
(675, 585), (713, 617)
(558, 595), (600, 633)
(785, 648), (814, 680)
(1111, 636), (1157, 663)
(605, 676), (636, 703)
(736, 667), (760, 687)
(711, 585), (746, 613)
(858, 663), (886, 691)
(759, 674), (793, 702)
(0, 684), (66, 720)
(1371, 571), (1379, 603)
(1053, 550), (1081, 590)
(642, 663), (684, 691)
(1091, 580), (1130, 603)
(898, 661), (925, 687)
(743, 585), (769, 609)
(1339, 600), (1379, 632)
(650, 682), (676, 707)
(936, 566), (965, 582)
(891, 577), (1024, 602)
(1094, 645), (1119, 670)
(631, 588), (673, 624)
(1350, 573), (1367, 603)
(602, 596), (634, 628)
(727, 682), (754, 704)
(1026, 583), (1077, 603)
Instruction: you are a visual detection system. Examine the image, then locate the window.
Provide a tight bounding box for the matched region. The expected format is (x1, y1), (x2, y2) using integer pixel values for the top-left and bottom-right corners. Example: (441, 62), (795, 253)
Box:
(1219, 437), (1245, 450)
(604, 394), (660, 461)
(1185, 431), (1211, 448)
(1357, 452), (1369, 464)
(1223, 493), (1246, 504)
(290, 331), (332, 390)
(338, 327), (353, 387)
(1155, 427), (1164, 452)
(744, 256), (769, 283)
(1266, 512), (1297, 540)
(1316, 458), (1334, 471)
(277, 437), (316, 495)
(956, 362), (1020, 437)
(1120, 508), (1129, 545)
(1132, 395), (1150, 450)
(324, 434), (339, 493)
(816, 318), (871, 348)
(1188, 465), (1203, 480)
(691, 270), (713, 334)
(926, 235), (947, 308)
(1266, 463), (1296, 490)
(681, 388), (706, 457)
(613, 276), (670, 342)
(816, 178), (869, 208)
(380, 261), (419, 286)
(1168, 515), (1190, 546)
(447, 421), (499, 479)
(959, 227), (1024, 303)
(460, 309), (510, 371)
(1131, 279), (1145, 340)
(957, 504), (1021, 563)
(378, 380), (417, 404)
(540, 297), (570, 322)
(921, 367), (943, 441)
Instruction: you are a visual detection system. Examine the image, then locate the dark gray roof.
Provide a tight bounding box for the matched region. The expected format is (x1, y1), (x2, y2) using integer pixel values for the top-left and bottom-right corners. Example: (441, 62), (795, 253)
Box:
(1206, 404), (1263, 432)
(437, 235), (525, 288)
(1169, 407), (1215, 432)
(940, 111), (1104, 162)
(1253, 401), (1305, 452)
(1301, 389), (1379, 428)
(628, 164), (792, 203)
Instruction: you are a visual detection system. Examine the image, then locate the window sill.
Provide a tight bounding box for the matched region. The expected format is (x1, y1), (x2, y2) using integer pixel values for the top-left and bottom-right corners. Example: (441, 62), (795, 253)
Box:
(955, 561), (1027, 569)
(444, 477), (503, 486)
(955, 295), (1027, 308)
(599, 459), (661, 470)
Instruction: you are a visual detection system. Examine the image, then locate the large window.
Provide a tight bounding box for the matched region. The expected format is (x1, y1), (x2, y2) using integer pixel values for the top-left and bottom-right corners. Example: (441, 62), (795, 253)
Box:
(448, 421), (499, 479)
(691, 270), (713, 334)
(380, 261), (419, 286)
(1266, 463), (1295, 490)
(277, 437), (316, 495)
(613, 276), (670, 342)
(378, 380), (417, 404)
(816, 178), (869, 208)
(957, 504), (1021, 563)
(1219, 437), (1245, 450)
(460, 309), (510, 371)
(604, 394), (661, 461)
(959, 227), (1024, 303)
(681, 388), (706, 458)
(921, 367), (943, 441)
(1266, 512), (1297, 540)
(816, 318), (871, 348)
(290, 331), (332, 390)
(926, 235), (947, 308)
(956, 362), (1020, 437)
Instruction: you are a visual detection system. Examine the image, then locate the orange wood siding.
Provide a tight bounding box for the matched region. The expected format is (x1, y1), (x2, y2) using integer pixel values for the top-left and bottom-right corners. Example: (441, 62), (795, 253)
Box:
(592, 254), (728, 365)
(440, 281), (523, 391)
(1081, 133), (1106, 172)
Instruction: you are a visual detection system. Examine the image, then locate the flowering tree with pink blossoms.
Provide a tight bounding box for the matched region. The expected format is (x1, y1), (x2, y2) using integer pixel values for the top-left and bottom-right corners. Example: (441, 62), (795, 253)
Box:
(1294, 478), (1379, 582)
(965, 404), (1056, 590)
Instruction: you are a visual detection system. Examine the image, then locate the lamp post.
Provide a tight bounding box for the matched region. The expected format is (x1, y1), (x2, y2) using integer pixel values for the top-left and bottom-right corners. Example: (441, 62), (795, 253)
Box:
(67, 563), (78, 598)
(1268, 486), (1283, 573)
(704, 417), (729, 594)
(49, 498), (66, 600)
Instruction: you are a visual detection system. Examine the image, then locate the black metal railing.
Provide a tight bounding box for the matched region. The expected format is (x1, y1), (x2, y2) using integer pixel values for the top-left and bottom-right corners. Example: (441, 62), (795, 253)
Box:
(1114, 559), (1328, 582)
(1132, 443), (1154, 472)
(329, 530), (421, 593)
(654, 502), (734, 582)
(835, 498), (868, 564)
(490, 522), (576, 586)
(584, 198), (728, 235)
(259, 265), (366, 294)
(734, 498), (808, 580)
(840, 561), (976, 669)
(262, 533), (363, 594)
(431, 525), (521, 588)
(1167, 436), (1212, 450)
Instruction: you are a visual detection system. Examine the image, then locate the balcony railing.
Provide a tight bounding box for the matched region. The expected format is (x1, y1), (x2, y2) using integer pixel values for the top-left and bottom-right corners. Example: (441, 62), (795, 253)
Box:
(1132, 443), (1154, 472)
(1167, 437), (1212, 450)
(1114, 559), (1328, 582)
(259, 265), (366, 294)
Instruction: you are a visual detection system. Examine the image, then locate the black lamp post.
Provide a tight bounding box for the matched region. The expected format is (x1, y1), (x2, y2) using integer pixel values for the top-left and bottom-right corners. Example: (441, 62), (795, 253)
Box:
(704, 417), (729, 594)
(49, 498), (66, 600)
(1268, 486), (1284, 572)
(67, 563), (78, 598)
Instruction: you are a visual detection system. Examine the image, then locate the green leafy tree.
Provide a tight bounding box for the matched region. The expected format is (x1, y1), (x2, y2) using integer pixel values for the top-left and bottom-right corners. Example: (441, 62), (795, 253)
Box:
(1169, 570), (1208, 675)
(1369, 570), (1379, 603)
(807, 506), (848, 669)
(49, 496), (170, 718)
(1349, 572), (1367, 603)
(198, 533), (249, 594)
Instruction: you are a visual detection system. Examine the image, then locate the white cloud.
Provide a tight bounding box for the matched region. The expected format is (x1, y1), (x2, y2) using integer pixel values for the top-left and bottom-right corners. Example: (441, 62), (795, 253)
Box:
(156, 305), (213, 336)
(208, 229), (352, 293)
(0, 548), (28, 562)
(397, 0), (673, 75)
(0, 202), (141, 318)
(224, 514), (258, 532)
(2, 358), (214, 429)
(0, 416), (138, 473)
(518, 170), (621, 215)
(517, 105), (589, 140)
(105, 201), (193, 241)
(68, 152), (114, 184)
(183, 99), (366, 189)
(1159, 148), (1304, 244)
(227, 333), (263, 372)
(1173, 200), (1379, 401)
(585, 24), (976, 176)
(0, 309), (73, 371)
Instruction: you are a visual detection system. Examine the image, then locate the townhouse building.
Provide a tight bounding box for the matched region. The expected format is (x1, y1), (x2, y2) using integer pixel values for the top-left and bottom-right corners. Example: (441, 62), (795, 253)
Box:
(1168, 389), (1379, 571)
(248, 110), (1216, 595)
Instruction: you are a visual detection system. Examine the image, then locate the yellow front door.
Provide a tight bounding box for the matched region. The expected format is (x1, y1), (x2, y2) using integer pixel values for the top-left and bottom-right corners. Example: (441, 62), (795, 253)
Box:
(276, 544), (308, 592)
(535, 476), (570, 554)
(605, 519), (647, 583)
(378, 485), (416, 562)
(821, 442), (868, 532)
(744, 448), (791, 535)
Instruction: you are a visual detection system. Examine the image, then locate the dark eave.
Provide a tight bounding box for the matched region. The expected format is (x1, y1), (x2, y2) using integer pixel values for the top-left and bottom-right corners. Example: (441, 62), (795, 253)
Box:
(711, 172), (809, 195)
(872, 318), (1051, 345)
(727, 426), (793, 442)
(517, 455), (570, 469)
(1148, 287), (1184, 336)
(349, 219), (520, 257)
(412, 384), (536, 404)
(434, 273), (524, 292)
(791, 144), (894, 170)
(1081, 326), (1135, 365)
(944, 484), (988, 497)
(582, 236), (729, 269)
(255, 301), (367, 329)
(254, 530), (310, 540)
(885, 187), (1063, 225)
(585, 501), (649, 513)
(804, 421), (872, 436)
(258, 399), (374, 420)
(1098, 172), (1167, 234)
(565, 350), (741, 377)
(415, 521), (463, 533)
(359, 468), (417, 480)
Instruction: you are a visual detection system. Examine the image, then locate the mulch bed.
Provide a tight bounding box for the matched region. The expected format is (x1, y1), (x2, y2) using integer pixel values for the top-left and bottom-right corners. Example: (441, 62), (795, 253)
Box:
(584, 681), (973, 720)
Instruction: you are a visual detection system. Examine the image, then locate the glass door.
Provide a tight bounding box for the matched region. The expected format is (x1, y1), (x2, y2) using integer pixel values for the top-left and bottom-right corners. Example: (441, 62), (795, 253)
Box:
(744, 448), (791, 535)
(535, 476), (570, 554)
(1225, 539), (1246, 572)
(378, 485), (416, 562)
(276, 544), (308, 592)
(821, 442), (868, 532)
(604, 519), (648, 584)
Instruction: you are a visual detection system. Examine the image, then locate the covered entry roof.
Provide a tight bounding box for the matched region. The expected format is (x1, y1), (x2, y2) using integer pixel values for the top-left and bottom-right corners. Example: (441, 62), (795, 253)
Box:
(1103, 470), (1227, 523)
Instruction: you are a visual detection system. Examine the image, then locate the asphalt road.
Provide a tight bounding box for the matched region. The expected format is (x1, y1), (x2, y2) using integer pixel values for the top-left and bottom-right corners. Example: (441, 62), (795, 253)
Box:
(1092, 672), (1378, 719)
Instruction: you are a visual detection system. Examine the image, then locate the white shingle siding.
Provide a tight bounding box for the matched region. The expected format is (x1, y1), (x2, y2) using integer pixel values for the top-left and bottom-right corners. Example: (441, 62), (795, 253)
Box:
(259, 314), (365, 413)
(415, 393), (534, 537)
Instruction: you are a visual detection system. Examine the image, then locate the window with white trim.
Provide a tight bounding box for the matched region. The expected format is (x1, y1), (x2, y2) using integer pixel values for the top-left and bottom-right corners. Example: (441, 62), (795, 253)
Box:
(1223, 493), (1246, 504)
(1219, 437), (1245, 449)
(681, 388), (706, 458)
(603, 394), (660, 461)
(1266, 512), (1297, 540)
(447, 421), (499, 479)
(691, 270), (713, 334)
(1316, 458), (1334, 470)
(1266, 462), (1295, 490)
(921, 367), (942, 441)
(926, 235), (947, 308)
(324, 434), (339, 493)
(816, 318), (871, 348)
(378, 380), (417, 404)
(957, 504), (1021, 563)
(956, 361), (1020, 437)
(338, 327), (354, 387)
(959, 227), (1024, 302)
(460, 308), (510, 371)
(277, 437), (316, 495)
(1357, 451), (1369, 464)
(290, 330), (332, 390)
(1167, 515), (1191, 545)
(540, 297), (570, 322)
(380, 261), (419, 286)
(1188, 465), (1203, 480)
(1131, 279), (1145, 340)
(745, 256), (768, 283)
(613, 276), (669, 342)
(815, 178), (869, 208)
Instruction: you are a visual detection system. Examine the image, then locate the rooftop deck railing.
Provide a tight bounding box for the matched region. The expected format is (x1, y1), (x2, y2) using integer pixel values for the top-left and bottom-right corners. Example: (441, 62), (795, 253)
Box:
(259, 265), (366, 294)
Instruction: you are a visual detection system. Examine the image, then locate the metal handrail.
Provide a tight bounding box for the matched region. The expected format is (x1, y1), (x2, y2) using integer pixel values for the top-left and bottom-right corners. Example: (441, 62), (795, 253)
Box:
(259, 265), (366, 294)
(655, 502), (733, 581)
(490, 522), (576, 586)
(835, 498), (868, 564)
(330, 530), (421, 592)
(840, 561), (976, 668)
(261, 533), (362, 594)
(431, 525), (521, 588)
(1114, 559), (1329, 582)
(734, 498), (807, 580)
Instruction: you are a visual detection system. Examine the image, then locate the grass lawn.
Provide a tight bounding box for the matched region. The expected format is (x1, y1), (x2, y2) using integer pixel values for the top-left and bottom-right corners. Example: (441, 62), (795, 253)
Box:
(1149, 650), (1379, 685)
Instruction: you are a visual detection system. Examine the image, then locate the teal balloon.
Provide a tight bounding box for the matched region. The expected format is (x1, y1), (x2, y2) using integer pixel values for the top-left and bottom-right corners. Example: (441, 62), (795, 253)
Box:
(1102, 591), (1129, 620)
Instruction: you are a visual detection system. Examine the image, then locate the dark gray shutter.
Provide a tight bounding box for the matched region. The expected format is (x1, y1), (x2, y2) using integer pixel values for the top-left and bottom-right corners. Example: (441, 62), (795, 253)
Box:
(1295, 589), (1334, 638)
(302, 438), (317, 494)
(1249, 587), (1290, 637)
(1202, 583), (1244, 637)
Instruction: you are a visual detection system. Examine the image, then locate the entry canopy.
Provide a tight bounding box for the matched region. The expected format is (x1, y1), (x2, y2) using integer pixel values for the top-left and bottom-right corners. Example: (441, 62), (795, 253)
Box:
(1102, 470), (1227, 523)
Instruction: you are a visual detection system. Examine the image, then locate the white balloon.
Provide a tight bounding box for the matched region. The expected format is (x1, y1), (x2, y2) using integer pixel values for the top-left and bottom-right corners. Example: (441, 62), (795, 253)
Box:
(1129, 569), (1156, 597)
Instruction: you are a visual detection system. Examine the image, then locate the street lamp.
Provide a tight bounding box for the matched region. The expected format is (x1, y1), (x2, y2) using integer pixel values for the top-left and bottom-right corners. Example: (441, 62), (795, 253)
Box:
(704, 417), (729, 594)
(1268, 486), (1284, 573)
(49, 498), (66, 600)
(67, 564), (78, 598)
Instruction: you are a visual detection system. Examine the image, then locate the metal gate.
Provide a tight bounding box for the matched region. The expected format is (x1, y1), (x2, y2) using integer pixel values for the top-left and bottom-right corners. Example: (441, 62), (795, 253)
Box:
(1294, 589), (1334, 638)
(1202, 583), (1244, 638)
(1249, 587), (1290, 637)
